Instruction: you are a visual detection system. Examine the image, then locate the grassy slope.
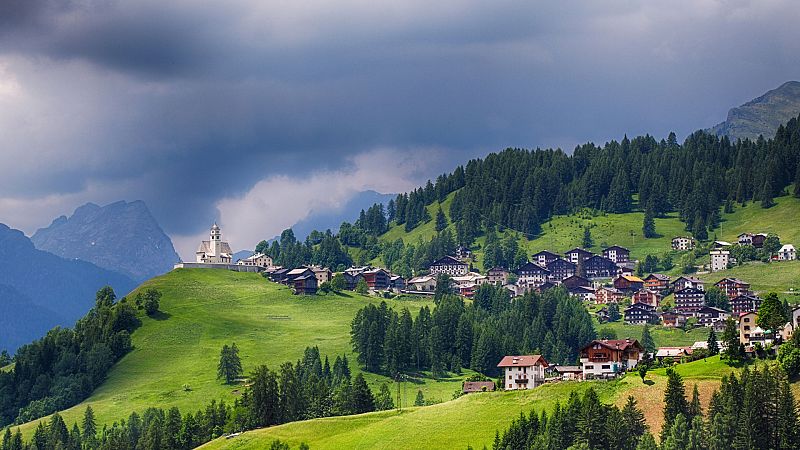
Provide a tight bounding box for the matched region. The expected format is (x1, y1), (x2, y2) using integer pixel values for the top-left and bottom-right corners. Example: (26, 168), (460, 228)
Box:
(12, 269), (460, 436)
(202, 356), (738, 450)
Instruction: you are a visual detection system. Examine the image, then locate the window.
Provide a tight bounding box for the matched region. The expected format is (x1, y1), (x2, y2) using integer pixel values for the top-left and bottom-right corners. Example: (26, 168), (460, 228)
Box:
(602, 365), (610, 370)
(585, 365), (594, 369)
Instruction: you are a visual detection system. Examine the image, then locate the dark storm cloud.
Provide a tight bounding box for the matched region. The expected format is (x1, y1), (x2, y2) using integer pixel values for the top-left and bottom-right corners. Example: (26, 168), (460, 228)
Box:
(0, 0), (798, 240)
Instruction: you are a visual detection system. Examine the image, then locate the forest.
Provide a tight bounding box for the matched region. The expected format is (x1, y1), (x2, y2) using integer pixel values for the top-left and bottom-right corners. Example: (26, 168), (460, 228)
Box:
(350, 285), (596, 377)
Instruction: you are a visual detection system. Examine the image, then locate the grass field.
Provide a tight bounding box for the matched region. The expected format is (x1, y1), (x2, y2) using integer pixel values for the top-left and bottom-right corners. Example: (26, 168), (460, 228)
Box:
(11, 269), (459, 437)
(695, 260), (800, 296)
(201, 356), (742, 450)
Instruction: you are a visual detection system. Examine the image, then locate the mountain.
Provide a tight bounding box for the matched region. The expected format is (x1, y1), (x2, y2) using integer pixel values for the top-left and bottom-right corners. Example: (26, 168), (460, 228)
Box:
(32, 200), (180, 282)
(0, 224), (136, 352)
(709, 80), (800, 141)
(289, 190), (395, 240)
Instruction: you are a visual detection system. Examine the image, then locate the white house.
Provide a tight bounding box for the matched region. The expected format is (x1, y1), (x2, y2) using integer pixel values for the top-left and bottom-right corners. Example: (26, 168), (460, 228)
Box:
(429, 255), (469, 276)
(778, 244), (797, 261)
(196, 223), (233, 264)
(497, 355), (549, 390)
(672, 236), (696, 251)
(236, 252), (273, 268)
(709, 249), (730, 272)
(407, 275), (437, 291)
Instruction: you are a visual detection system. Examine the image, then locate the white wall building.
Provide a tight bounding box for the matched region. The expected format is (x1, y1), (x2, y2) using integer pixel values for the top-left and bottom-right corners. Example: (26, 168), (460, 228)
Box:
(710, 249), (730, 272)
(196, 223), (233, 264)
(778, 244), (797, 261)
(237, 252), (273, 268)
(497, 355), (549, 390)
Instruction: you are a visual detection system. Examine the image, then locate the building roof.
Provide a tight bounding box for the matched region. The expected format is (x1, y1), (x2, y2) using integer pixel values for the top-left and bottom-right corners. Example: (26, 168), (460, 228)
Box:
(565, 247), (593, 255)
(497, 355), (549, 368)
(620, 275), (644, 283)
(673, 276), (703, 284)
(715, 277), (749, 285)
(553, 365), (582, 373)
(581, 339), (643, 352)
(516, 262), (550, 274)
(287, 267), (311, 276)
(626, 303), (655, 311)
(462, 381), (495, 392)
(603, 245), (629, 252)
(675, 287), (704, 295)
(697, 306), (728, 314)
(656, 347), (692, 357)
(431, 255), (467, 266)
(780, 244), (796, 252)
(532, 250), (560, 257)
(409, 275), (435, 284)
(644, 273), (671, 281)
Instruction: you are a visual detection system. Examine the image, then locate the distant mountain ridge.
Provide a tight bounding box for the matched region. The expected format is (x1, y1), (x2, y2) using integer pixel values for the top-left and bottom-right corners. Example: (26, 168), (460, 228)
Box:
(709, 80), (800, 141)
(0, 224), (136, 352)
(32, 200), (180, 282)
(286, 190), (396, 241)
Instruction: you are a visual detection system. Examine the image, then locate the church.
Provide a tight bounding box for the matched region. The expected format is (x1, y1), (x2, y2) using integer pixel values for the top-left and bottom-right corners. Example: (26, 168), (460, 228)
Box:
(195, 223), (233, 264)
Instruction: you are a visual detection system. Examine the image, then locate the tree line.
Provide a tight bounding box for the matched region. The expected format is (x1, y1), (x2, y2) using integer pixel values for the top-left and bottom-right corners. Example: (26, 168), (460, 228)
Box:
(350, 285), (596, 378)
(2, 346), (393, 450)
(0, 287), (150, 428)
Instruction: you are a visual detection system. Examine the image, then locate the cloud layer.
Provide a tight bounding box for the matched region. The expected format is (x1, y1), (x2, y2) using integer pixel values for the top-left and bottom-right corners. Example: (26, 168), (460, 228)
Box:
(0, 0), (798, 255)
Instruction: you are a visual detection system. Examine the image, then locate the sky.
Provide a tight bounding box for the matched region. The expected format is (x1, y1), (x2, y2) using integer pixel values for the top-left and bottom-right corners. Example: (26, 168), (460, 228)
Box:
(0, 0), (799, 259)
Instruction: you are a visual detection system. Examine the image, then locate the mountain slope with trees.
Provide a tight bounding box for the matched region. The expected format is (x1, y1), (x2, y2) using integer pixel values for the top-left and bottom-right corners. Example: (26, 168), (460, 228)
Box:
(710, 80), (800, 141)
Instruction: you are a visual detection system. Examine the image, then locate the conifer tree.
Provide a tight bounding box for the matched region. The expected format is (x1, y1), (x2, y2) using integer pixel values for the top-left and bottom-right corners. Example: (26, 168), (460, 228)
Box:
(641, 325), (656, 357)
(642, 207), (656, 238)
(582, 226), (593, 249)
(707, 328), (719, 355)
(217, 343), (243, 384)
(688, 384), (702, 420)
(351, 373), (375, 413)
(435, 208), (447, 232)
(635, 433), (658, 450)
(662, 369), (688, 441)
(721, 318), (743, 361)
(662, 414), (689, 450)
(621, 396), (647, 450)
(82, 405), (97, 446)
(414, 389), (425, 406)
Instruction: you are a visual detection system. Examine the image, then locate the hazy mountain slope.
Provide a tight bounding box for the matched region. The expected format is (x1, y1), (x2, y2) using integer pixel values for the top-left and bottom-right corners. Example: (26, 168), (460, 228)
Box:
(0, 224), (136, 351)
(32, 200), (180, 282)
(0, 284), (64, 353)
(709, 80), (800, 141)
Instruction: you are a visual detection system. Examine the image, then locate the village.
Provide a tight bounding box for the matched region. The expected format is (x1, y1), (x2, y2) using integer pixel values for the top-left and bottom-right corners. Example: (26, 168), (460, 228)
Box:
(177, 223), (799, 391)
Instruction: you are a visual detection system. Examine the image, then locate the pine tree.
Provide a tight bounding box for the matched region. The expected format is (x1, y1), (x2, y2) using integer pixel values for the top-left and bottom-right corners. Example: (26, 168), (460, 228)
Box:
(662, 414), (689, 450)
(82, 405), (97, 446)
(374, 383), (395, 411)
(688, 384), (702, 420)
(608, 303), (621, 322)
(414, 390), (425, 406)
(351, 373), (375, 413)
(761, 180), (775, 208)
(687, 415), (707, 450)
(642, 207), (656, 238)
(641, 325), (656, 357)
(435, 208), (448, 232)
(582, 226), (593, 249)
(621, 396), (647, 450)
(662, 369), (688, 442)
(707, 328), (719, 355)
(721, 318), (743, 361)
(635, 433), (658, 450)
(794, 161), (800, 198)
(217, 343), (243, 384)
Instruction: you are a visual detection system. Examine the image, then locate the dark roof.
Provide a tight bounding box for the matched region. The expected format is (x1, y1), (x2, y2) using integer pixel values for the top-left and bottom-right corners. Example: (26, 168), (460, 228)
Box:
(675, 287), (704, 295)
(546, 258), (576, 269)
(430, 255), (467, 266)
(516, 262), (550, 274)
(644, 273), (671, 281)
(553, 365), (582, 373)
(715, 277), (749, 285)
(532, 250), (560, 258)
(626, 303), (655, 312)
(603, 245), (629, 253)
(565, 247), (593, 255)
(581, 339), (644, 353)
(697, 306), (728, 314)
(673, 276), (703, 284)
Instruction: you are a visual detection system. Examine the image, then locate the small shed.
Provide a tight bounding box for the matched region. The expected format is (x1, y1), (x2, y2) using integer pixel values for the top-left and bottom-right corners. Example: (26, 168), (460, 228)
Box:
(462, 381), (495, 393)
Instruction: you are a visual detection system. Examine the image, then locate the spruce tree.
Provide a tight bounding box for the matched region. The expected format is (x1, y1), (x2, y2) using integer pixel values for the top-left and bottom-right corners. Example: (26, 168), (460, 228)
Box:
(662, 414), (689, 450)
(687, 415), (707, 450)
(82, 405), (97, 446)
(582, 226), (593, 249)
(707, 328), (719, 355)
(435, 208), (448, 232)
(794, 161), (800, 198)
(641, 325), (656, 357)
(621, 396), (647, 450)
(351, 373), (375, 413)
(662, 369), (688, 442)
(721, 318), (742, 361)
(635, 433), (658, 450)
(414, 389), (425, 406)
(642, 207), (656, 238)
(688, 384), (702, 420)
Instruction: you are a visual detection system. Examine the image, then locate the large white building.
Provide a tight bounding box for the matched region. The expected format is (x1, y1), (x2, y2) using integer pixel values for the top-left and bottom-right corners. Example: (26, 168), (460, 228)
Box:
(778, 244), (797, 261)
(237, 252), (273, 268)
(497, 355), (549, 390)
(710, 249), (730, 272)
(196, 223), (233, 264)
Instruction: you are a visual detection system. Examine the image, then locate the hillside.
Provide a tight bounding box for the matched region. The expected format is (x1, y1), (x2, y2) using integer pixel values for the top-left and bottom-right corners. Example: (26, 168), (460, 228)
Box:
(201, 357), (737, 450)
(11, 269), (464, 437)
(0, 224), (136, 353)
(32, 200), (180, 282)
(709, 81), (800, 141)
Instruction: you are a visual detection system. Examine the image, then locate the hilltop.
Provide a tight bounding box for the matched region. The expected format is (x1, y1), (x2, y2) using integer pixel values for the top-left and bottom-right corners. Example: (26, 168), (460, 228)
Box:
(32, 200), (180, 282)
(709, 81), (800, 141)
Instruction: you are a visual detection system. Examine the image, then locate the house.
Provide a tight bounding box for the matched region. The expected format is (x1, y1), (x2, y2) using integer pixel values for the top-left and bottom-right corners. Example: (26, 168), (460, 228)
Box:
(564, 247), (593, 265)
(455, 245), (473, 261)
(292, 274), (318, 295)
(459, 283), (479, 298)
(655, 347), (692, 363)
(343, 272), (365, 290)
(515, 262), (550, 287)
(730, 294), (762, 315)
(310, 266), (332, 285)
(696, 306), (730, 327)
(285, 267), (315, 283)
(596, 306), (610, 323)
(195, 223), (233, 264)
(462, 381), (495, 394)
(674, 287), (705, 315)
(407, 275), (437, 292)
(643, 274), (671, 291)
(429, 255), (469, 276)
(546, 258), (577, 282)
(362, 268), (390, 290)
(602, 246), (630, 264)
(713, 241), (733, 249)
(632, 289), (661, 308)
(497, 355), (549, 390)
(537, 281), (557, 293)
(568, 285), (596, 302)
(739, 312), (759, 346)
(389, 275), (406, 291)
(579, 339), (644, 379)
(738, 233), (754, 246)
(672, 276), (704, 292)
(672, 236), (696, 251)
(344, 266), (370, 277)
(661, 310), (688, 328)
(624, 303), (657, 325)
(613, 275), (644, 293)
(562, 275), (590, 289)
(715, 278), (750, 299)
(781, 306), (800, 341)
(532, 250), (561, 267)
(237, 252), (273, 268)
(552, 365), (583, 381)
(778, 244), (797, 261)
(487, 267), (509, 286)
(595, 286), (625, 304)
(583, 255), (618, 279)
(269, 267), (291, 283)
(710, 249), (731, 272)
(752, 233), (769, 249)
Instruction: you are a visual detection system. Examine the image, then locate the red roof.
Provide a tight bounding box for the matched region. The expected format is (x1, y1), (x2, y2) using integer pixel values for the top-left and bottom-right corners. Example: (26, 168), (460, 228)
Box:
(580, 339), (643, 352)
(497, 355), (549, 368)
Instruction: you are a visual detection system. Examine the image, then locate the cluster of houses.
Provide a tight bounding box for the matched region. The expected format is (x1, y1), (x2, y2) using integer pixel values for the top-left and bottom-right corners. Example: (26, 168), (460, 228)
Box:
(672, 232), (796, 273)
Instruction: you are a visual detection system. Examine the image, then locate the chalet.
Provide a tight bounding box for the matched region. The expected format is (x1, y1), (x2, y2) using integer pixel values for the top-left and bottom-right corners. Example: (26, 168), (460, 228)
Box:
(497, 355), (549, 390)
(632, 289), (661, 308)
(462, 381), (495, 394)
(459, 283), (479, 298)
(344, 266), (370, 277)
(343, 272), (365, 290)
(455, 245), (473, 261)
(712, 240), (733, 249)
(564, 247), (593, 265)
(292, 274), (318, 295)
(546, 258), (577, 282)
(552, 365), (583, 381)
(782, 306), (800, 341)
(672, 236), (696, 251)
(532, 250), (561, 267)
(643, 274), (671, 291)
(602, 246), (630, 264)
(655, 347), (692, 363)
(730, 294), (762, 315)
(752, 233), (769, 249)
(407, 275), (436, 292)
(624, 303), (657, 325)
(696, 306), (730, 327)
(739, 312), (760, 346)
(738, 233), (754, 246)
(537, 281), (557, 293)
(674, 287), (705, 315)
(583, 255), (618, 279)
(596, 306), (610, 323)
(579, 339), (644, 379)
(429, 255), (469, 276)
(613, 275), (644, 293)
(661, 310), (688, 328)
(515, 262), (550, 287)
(778, 244), (797, 261)
(487, 267), (509, 286)
(710, 250), (731, 272)
(285, 267), (315, 284)
(269, 267), (291, 283)
(310, 266), (332, 285)
(715, 278), (750, 299)
(595, 286), (625, 304)
(236, 252), (273, 268)
(362, 268), (390, 290)
(568, 285), (596, 302)
(389, 275), (406, 291)
(562, 275), (590, 289)
(672, 276), (704, 292)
